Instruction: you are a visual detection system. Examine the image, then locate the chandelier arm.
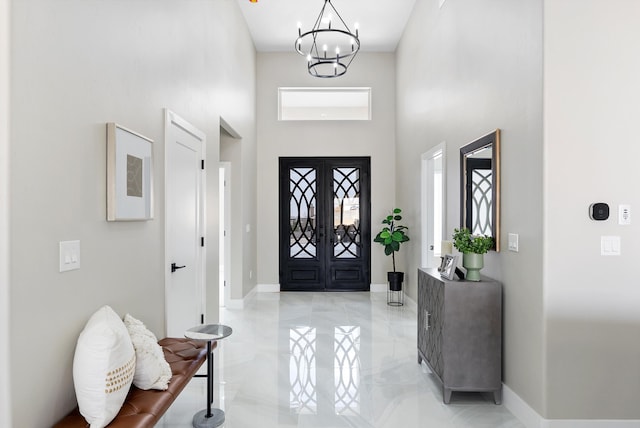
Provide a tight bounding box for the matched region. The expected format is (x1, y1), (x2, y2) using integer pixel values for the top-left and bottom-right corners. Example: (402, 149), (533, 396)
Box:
(294, 0), (360, 78)
(325, 0), (353, 33)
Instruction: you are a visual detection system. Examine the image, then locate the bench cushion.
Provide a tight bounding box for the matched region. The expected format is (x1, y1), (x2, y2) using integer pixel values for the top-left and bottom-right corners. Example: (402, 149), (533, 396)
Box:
(54, 338), (209, 428)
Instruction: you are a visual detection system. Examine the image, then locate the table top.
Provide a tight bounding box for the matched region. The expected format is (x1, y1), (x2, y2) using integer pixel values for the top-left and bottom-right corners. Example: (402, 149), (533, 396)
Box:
(185, 324), (233, 341)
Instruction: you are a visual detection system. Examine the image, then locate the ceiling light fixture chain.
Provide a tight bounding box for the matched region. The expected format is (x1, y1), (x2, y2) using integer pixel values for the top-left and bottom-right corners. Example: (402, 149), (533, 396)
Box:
(295, 0), (360, 78)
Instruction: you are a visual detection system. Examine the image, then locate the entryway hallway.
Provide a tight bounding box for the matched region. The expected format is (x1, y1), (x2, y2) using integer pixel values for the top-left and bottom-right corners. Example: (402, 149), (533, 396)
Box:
(158, 292), (523, 427)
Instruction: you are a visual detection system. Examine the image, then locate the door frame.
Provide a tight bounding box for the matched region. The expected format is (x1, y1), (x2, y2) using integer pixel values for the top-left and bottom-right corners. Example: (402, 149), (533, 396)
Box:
(421, 143), (447, 268)
(279, 156), (371, 291)
(219, 162), (231, 307)
(164, 109), (206, 334)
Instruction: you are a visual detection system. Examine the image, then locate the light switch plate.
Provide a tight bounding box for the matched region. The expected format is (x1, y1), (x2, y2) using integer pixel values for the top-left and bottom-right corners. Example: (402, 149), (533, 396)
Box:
(508, 233), (519, 252)
(59, 240), (81, 272)
(601, 236), (621, 256)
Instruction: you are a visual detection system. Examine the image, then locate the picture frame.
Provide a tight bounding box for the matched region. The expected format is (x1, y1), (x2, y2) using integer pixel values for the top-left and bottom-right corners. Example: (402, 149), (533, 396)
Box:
(440, 254), (458, 280)
(106, 123), (154, 221)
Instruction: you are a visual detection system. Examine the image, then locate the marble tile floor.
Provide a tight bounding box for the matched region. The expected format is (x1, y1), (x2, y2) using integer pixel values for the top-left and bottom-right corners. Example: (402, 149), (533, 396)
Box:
(157, 292), (524, 428)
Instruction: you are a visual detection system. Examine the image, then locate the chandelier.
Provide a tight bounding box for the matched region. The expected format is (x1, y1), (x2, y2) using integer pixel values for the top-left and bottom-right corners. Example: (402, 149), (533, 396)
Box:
(295, 0), (360, 78)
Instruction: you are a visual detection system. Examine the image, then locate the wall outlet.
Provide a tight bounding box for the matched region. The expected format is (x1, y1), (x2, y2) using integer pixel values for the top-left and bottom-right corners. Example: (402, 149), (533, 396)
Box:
(619, 204), (631, 225)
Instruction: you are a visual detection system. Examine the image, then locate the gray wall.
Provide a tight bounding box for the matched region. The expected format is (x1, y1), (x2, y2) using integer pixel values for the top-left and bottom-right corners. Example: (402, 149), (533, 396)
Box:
(395, 0), (544, 416)
(0, 0), (10, 423)
(544, 0), (640, 419)
(8, 0), (256, 426)
(256, 52), (397, 288)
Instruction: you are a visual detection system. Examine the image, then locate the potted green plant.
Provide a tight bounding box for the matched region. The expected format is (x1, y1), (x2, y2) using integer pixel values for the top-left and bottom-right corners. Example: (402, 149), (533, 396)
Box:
(452, 228), (493, 281)
(374, 208), (410, 292)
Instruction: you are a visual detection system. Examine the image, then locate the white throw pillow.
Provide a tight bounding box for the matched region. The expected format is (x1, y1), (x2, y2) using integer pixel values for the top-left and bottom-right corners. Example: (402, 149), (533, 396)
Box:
(73, 305), (135, 428)
(123, 314), (172, 390)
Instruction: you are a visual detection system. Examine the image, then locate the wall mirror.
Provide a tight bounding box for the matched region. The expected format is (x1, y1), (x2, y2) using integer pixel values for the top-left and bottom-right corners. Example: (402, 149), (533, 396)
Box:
(460, 129), (500, 251)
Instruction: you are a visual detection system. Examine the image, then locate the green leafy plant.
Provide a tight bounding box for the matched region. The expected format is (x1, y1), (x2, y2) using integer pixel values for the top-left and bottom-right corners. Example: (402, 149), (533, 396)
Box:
(374, 208), (410, 272)
(452, 228), (493, 254)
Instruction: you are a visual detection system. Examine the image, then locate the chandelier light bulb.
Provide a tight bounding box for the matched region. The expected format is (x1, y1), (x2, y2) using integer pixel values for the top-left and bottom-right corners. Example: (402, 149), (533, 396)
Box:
(336, 47), (340, 55)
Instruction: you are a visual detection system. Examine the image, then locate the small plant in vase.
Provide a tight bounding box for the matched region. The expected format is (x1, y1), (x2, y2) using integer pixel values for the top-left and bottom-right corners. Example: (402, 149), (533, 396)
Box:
(452, 228), (493, 281)
(374, 208), (410, 295)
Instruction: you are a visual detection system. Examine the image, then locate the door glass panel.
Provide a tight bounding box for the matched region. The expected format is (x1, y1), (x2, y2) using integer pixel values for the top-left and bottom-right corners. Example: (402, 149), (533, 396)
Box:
(333, 168), (360, 259)
(290, 167), (317, 258)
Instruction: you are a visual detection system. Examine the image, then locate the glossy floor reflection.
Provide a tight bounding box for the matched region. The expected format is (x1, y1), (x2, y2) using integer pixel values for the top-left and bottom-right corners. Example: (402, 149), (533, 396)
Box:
(157, 292), (524, 428)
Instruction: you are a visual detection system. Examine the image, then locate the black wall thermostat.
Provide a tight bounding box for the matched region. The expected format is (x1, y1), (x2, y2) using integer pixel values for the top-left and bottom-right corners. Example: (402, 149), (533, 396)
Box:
(589, 203), (610, 221)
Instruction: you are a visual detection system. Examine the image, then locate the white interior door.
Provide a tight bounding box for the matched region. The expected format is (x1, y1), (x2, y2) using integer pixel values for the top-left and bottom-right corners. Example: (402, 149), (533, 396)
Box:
(165, 110), (206, 337)
(421, 143), (446, 268)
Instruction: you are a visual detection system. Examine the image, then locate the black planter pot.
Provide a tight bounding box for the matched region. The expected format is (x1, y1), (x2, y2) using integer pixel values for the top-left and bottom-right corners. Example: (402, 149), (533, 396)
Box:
(387, 271), (405, 291)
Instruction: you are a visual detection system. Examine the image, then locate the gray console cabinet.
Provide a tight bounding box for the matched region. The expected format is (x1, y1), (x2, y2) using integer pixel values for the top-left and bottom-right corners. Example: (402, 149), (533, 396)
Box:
(417, 268), (502, 404)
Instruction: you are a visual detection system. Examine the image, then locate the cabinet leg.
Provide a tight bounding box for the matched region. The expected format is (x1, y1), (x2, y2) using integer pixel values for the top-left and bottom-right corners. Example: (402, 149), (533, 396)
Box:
(493, 389), (502, 405)
(443, 388), (452, 404)
(418, 354), (422, 364)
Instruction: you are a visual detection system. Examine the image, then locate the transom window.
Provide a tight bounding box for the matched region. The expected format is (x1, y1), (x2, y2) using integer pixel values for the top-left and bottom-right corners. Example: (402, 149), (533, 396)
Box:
(278, 87), (371, 121)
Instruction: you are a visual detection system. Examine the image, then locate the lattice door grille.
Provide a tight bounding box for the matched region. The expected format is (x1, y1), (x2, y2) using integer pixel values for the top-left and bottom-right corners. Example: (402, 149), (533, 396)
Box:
(332, 167), (361, 259)
(289, 167), (317, 259)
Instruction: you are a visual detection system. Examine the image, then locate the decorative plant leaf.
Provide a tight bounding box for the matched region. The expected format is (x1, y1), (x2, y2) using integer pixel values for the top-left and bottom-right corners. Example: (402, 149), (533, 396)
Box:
(373, 208), (410, 273)
(391, 231), (404, 241)
(452, 227), (493, 254)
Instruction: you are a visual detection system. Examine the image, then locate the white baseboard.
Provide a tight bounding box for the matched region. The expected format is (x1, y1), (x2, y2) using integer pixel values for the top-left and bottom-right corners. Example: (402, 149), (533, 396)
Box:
(502, 384), (640, 428)
(226, 285), (258, 309)
(542, 420), (640, 428)
(257, 283), (280, 293)
(370, 283), (387, 292)
(502, 383), (543, 428)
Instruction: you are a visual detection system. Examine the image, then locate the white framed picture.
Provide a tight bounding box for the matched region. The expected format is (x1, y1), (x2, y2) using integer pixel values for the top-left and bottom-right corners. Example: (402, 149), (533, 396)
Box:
(440, 254), (458, 280)
(106, 123), (154, 221)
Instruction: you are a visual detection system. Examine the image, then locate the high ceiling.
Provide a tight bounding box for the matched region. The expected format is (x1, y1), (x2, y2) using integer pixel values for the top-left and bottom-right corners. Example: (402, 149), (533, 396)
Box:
(235, 0), (418, 53)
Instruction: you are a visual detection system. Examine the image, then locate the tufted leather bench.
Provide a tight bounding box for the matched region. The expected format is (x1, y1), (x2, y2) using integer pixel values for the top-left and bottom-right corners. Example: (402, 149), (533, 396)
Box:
(54, 337), (211, 428)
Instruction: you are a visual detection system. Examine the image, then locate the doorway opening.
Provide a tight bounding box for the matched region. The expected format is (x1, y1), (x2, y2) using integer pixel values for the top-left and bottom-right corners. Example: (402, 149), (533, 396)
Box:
(421, 143), (446, 268)
(219, 118), (241, 307)
(219, 163), (230, 307)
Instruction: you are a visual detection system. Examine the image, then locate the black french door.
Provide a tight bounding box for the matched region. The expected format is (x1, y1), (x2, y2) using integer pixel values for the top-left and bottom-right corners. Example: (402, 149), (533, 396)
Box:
(279, 157), (371, 291)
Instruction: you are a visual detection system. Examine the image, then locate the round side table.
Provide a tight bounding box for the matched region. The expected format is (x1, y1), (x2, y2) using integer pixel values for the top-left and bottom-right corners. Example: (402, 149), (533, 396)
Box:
(185, 324), (233, 428)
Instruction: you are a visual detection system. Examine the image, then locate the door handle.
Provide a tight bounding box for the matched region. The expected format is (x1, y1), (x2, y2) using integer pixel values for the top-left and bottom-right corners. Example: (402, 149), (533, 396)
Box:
(171, 263), (186, 273)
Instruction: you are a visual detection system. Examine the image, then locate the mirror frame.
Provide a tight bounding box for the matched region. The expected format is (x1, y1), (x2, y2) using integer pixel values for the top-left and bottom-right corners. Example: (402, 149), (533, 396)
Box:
(460, 129), (500, 251)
